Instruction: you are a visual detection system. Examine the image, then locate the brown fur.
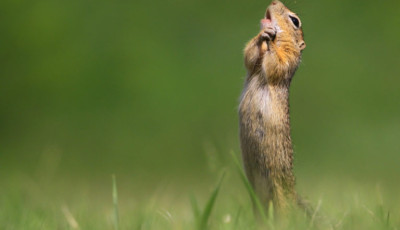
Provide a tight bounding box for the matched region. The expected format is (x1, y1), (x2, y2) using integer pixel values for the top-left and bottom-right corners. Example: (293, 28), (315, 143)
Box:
(239, 0), (306, 213)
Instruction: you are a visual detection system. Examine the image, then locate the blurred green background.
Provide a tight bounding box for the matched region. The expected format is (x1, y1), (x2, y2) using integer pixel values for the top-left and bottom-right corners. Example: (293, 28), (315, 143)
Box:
(1, 0), (400, 194)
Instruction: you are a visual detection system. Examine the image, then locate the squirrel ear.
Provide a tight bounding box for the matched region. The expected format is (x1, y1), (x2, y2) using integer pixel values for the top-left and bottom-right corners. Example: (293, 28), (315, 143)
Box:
(299, 41), (306, 51)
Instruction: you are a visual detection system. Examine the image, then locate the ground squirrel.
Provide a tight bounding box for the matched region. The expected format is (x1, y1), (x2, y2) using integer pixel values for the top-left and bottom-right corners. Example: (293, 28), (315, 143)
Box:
(239, 0), (306, 213)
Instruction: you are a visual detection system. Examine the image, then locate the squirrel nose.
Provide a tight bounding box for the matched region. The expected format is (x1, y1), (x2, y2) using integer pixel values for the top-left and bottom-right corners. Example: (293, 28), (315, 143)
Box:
(271, 0), (279, 5)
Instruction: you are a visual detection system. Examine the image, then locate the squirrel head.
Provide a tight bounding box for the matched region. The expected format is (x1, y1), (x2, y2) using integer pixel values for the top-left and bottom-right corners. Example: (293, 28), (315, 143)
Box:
(260, 0), (306, 83)
(266, 0), (306, 52)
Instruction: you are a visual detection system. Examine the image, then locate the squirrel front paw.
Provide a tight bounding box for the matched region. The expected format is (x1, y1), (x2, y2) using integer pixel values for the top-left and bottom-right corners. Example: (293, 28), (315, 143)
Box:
(261, 27), (276, 41)
(260, 19), (276, 41)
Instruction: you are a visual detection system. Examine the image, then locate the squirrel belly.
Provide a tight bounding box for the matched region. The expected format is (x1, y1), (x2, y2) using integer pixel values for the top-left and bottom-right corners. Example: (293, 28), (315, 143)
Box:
(239, 0), (306, 213)
(239, 70), (296, 211)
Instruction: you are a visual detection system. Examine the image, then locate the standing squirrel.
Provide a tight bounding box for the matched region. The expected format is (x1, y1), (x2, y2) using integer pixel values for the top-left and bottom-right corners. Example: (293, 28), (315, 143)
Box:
(239, 0), (306, 213)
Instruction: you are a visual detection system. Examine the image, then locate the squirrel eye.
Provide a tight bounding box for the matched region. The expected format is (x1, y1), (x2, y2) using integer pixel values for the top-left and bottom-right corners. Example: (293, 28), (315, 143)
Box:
(289, 15), (300, 28)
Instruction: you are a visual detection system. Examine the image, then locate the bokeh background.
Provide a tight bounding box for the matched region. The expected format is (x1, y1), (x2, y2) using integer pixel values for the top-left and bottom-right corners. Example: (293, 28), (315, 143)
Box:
(1, 0), (400, 221)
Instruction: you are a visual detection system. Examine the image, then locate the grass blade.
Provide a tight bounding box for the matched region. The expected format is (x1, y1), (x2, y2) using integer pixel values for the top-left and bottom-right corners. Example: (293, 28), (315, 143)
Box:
(190, 194), (201, 224)
(230, 151), (268, 224)
(61, 205), (80, 229)
(268, 200), (274, 220)
(267, 201), (275, 230)
(309, 199), (322, 228)
(198, 171), (226, 230)
(112, 174), (120, 230)
(233, 206), (242, 230)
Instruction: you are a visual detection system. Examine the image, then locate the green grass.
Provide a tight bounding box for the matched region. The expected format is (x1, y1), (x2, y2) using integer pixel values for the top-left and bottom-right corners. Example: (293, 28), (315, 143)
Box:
(1, 161), (399, 230)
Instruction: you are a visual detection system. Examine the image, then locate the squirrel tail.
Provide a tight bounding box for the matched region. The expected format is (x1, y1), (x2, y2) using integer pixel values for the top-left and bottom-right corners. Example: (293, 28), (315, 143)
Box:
(296, 194), (315, 217)
(297, 195), (334, 229)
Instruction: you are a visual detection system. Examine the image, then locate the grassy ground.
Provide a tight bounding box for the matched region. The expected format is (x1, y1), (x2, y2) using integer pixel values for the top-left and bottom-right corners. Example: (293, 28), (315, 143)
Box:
(1, 155), (399, 230)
